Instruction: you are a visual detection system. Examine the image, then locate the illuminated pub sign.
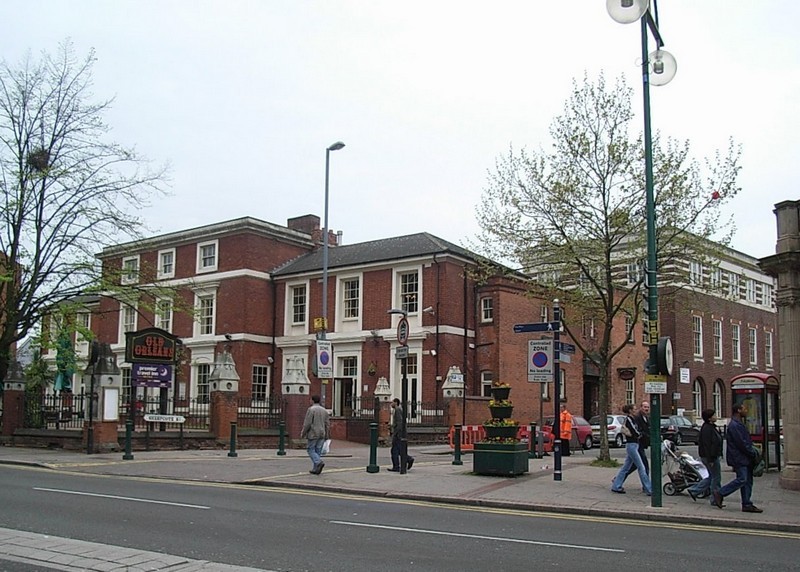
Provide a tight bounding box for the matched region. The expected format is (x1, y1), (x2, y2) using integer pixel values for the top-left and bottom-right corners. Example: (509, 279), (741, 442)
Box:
(125, 327), (180, 364)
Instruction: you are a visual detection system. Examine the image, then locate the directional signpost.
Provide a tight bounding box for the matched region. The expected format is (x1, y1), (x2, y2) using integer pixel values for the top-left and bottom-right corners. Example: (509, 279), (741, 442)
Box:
(513, 300), (564, 481)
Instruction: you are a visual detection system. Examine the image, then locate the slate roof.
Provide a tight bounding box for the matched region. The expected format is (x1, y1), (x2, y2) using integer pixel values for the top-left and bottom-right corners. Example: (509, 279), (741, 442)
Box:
(272, 232), (479, 276)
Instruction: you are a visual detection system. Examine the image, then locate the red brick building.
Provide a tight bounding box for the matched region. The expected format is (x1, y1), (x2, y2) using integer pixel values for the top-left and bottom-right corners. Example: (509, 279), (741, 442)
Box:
(76, 215), (776, 431)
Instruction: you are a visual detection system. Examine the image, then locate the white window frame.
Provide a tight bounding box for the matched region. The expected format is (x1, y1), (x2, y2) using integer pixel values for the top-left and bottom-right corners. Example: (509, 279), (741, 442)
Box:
(290, 283), (307, 326)
(252, 364), (270, 402)
(712, 319), (722, 361)
(693, 380), (703, 413)
(713, 380), (723, 414)
(121, 255), (140, 285)
(76, 312), (91, 344)
(626, 376), (635, 405)
(765, 331), (773, 368)
(763, 283), (774, 308)
(119, 302), (137, 343)
(692, 315), (703, 358)
(481, 297), (494, 323)
(398, 269), (420, 315)
(728, 273), (740, 299)
(625, 313), (634, 343)
(194, 290), (217, 337)
(746, 279), (756, 303)
(748, 327), (757, 365)
(341, 277), (361, 320)
(689, 261), (702, 286)
(157, 248), (176, 280)
(156, 298), (173, 332)
(731, 323), (741, 363)
(710, 268), (722, 291)
(195, 363), (211, 403)
(481, 371), (493, 397)
(196, 239), (218, 274)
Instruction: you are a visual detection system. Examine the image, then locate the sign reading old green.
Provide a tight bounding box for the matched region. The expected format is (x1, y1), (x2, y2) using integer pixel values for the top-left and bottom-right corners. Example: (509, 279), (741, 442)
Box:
(125, 327), (179, 364)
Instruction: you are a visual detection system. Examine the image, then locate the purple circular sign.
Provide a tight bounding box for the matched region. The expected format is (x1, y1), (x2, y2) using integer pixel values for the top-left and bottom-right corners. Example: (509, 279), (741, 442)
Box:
(319, 351), (330, 366)
(532, 351), (549, 368)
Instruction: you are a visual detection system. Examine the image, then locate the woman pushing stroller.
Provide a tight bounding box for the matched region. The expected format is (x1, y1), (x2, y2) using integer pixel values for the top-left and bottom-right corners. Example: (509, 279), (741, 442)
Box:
(611, 403), (652, 496)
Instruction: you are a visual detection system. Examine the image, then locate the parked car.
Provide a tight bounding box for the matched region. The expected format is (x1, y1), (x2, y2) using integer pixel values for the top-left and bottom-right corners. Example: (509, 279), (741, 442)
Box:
(543, 415), (593, 450)
(660, 415), (701, 445)
(589, 414), (628, 448)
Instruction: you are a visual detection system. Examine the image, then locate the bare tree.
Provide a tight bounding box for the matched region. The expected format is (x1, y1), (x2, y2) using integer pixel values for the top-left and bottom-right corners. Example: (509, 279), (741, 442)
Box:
(0, 40), (168, 383)
(475, 74), (741, 461)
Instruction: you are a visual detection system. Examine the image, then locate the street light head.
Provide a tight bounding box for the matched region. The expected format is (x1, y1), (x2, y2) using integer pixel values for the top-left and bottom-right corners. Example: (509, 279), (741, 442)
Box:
(327, 141), (345, 151)
(606, 0), (648, 24)
(648, 48), (677, 86)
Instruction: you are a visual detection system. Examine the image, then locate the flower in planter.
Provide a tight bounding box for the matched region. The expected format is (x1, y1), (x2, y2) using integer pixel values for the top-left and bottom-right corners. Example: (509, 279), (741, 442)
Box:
(491, 381), (510, 388)
(483, 418), (519, 427)
(481, 436), (519, 444)
(488, 399), (512, 407)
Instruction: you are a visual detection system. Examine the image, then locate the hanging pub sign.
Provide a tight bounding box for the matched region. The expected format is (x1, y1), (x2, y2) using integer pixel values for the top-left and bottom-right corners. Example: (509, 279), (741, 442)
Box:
(125, 327), (180, 364)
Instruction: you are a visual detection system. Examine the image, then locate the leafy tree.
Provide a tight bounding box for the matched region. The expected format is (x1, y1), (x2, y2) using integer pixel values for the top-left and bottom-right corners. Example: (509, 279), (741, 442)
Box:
(0, 40), (168, 384)
(476, 74), (741, 460)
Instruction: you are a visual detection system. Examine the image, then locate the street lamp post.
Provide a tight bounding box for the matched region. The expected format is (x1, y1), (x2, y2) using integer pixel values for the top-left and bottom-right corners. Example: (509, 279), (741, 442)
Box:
(388, 308), (410, 474)
(607, 0), (677, 508)
(320, 141), (345, 407)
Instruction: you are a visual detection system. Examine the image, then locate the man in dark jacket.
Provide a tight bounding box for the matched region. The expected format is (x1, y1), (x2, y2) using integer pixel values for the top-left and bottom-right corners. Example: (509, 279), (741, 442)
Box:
(714, 403), (763, 512)
(388, 398), (414, 472)
(626, 400), (650, 478)
(688, 408), (724, 504)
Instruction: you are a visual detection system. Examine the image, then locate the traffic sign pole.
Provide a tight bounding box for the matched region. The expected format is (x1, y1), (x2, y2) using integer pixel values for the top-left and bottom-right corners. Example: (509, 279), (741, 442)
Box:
(553, 299), (562, 482)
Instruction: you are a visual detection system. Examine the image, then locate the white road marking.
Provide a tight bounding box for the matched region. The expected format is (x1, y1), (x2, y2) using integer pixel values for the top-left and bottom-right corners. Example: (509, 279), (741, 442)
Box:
(32, 487), (210, 509)
(330, 520), (624, 553)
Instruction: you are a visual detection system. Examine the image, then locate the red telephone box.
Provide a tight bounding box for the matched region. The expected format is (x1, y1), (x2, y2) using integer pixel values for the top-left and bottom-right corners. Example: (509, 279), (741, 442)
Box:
(730, 373), (781, 470)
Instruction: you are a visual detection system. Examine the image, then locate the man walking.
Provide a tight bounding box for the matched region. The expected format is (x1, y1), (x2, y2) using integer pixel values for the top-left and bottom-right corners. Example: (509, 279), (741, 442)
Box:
(714, 403), (763, 512)
(626, 400), (650, 478)
(389, 398), (414, 472)
(300, 395), (330, 475)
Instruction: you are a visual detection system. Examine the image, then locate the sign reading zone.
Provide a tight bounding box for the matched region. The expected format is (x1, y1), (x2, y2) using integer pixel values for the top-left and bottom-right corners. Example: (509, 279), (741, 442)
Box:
(528, 339), (554, 382)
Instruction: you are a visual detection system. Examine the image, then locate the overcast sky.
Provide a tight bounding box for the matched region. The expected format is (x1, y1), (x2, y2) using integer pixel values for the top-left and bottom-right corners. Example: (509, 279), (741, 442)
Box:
(4, 1), (798, 260)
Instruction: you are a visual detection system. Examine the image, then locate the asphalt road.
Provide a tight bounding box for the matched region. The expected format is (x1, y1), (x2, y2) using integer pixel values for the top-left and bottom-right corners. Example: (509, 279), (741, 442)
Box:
(0, 465), (798, 571)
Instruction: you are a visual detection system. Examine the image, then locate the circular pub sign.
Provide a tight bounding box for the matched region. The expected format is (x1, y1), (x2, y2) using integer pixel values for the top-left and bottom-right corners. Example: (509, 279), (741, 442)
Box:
(397, 317), (410, 346)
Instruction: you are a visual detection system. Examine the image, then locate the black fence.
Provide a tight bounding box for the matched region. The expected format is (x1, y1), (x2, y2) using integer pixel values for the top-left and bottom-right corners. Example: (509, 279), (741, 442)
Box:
(408, 401), (445, 426)
(237, 397), (284, 430)
(23, 391), (88, 430)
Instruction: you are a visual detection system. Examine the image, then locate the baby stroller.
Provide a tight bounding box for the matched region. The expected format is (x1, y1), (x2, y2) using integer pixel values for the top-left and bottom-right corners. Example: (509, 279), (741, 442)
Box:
(661, 439), (708, 496)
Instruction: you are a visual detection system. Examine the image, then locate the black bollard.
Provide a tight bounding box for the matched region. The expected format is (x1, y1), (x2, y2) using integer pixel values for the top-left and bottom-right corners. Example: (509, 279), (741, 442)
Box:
(366, 422), (380, 473)
(228, 421), (238, 458)
(528, 422), (538, 459)
(452, 424), (463, 466)
(277, 421), (287, 456)
(122, 418), (134, 460)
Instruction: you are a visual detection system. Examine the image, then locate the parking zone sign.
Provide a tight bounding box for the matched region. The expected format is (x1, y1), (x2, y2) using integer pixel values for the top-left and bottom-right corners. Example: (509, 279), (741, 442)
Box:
(528, 339), (553, 382)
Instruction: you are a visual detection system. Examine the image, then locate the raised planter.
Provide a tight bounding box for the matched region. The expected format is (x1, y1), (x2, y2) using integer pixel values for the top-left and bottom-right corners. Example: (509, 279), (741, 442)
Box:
(473, 442), (529, 476)
(488, 406), (513, 419)
(490, 386), (511, 401)
(484, 425), (519, 440)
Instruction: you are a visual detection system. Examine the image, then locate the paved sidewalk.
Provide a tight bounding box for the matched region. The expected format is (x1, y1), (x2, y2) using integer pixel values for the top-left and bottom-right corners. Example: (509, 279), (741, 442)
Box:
(2, 441), (799, 537)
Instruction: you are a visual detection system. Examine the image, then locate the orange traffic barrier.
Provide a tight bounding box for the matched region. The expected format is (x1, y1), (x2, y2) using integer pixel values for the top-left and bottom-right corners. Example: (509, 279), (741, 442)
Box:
(448, 424), (484, 450)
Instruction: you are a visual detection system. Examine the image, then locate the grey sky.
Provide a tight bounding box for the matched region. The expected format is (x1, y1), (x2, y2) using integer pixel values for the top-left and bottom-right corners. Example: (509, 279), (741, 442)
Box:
(4, 1), (798, 259)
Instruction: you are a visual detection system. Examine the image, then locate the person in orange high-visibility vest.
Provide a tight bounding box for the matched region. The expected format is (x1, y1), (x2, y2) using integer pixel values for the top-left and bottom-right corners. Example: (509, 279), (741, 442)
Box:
(560, 404), (573, 457)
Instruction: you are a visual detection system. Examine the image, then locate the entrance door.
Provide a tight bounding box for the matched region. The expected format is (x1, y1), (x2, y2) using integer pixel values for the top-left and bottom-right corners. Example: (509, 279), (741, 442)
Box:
(334, 377), (354, 417)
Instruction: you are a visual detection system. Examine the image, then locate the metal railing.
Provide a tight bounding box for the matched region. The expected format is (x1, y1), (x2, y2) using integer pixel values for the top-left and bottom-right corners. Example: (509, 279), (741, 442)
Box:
(407, 400), (445, 426)
(236, 396), (284, 430)
(23, 392), (88, 430)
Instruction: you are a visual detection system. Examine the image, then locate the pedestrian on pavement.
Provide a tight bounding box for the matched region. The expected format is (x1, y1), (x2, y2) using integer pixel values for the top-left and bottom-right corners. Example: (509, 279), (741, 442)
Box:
(686, 408), (723, 503)
(300, 395), (330, 475)
(625, 400), (650, 478)
(389, 398), (414, 472)
(611, 404), (652, 496)
(714, 403), (763, 512)
(560, 404), (573, 457)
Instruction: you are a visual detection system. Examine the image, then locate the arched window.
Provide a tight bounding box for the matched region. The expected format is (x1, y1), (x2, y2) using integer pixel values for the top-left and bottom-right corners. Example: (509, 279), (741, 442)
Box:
(693, 378), (705, 413)
(713, 379), (724, 416)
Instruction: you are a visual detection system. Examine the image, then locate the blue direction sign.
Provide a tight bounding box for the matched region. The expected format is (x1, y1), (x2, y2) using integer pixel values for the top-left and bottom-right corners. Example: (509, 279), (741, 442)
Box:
(513, 321), (560, 333)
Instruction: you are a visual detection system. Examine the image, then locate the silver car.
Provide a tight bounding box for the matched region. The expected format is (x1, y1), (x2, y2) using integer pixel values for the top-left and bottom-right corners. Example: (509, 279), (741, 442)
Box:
(590, 414), (628, 448)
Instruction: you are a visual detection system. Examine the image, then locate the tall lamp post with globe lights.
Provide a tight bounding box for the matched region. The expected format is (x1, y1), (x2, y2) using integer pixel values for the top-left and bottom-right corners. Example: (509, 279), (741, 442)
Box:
(607, 0), (677, 508)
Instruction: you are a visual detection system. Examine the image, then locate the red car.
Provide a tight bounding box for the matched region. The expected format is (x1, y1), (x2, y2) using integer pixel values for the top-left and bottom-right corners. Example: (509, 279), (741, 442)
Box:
(542, 415), (594, 451)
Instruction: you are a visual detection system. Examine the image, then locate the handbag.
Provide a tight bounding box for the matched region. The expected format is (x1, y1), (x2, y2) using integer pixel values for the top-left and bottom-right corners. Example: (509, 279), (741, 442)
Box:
(753, 459), (766, 477)
(620, 421), (632, 438)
